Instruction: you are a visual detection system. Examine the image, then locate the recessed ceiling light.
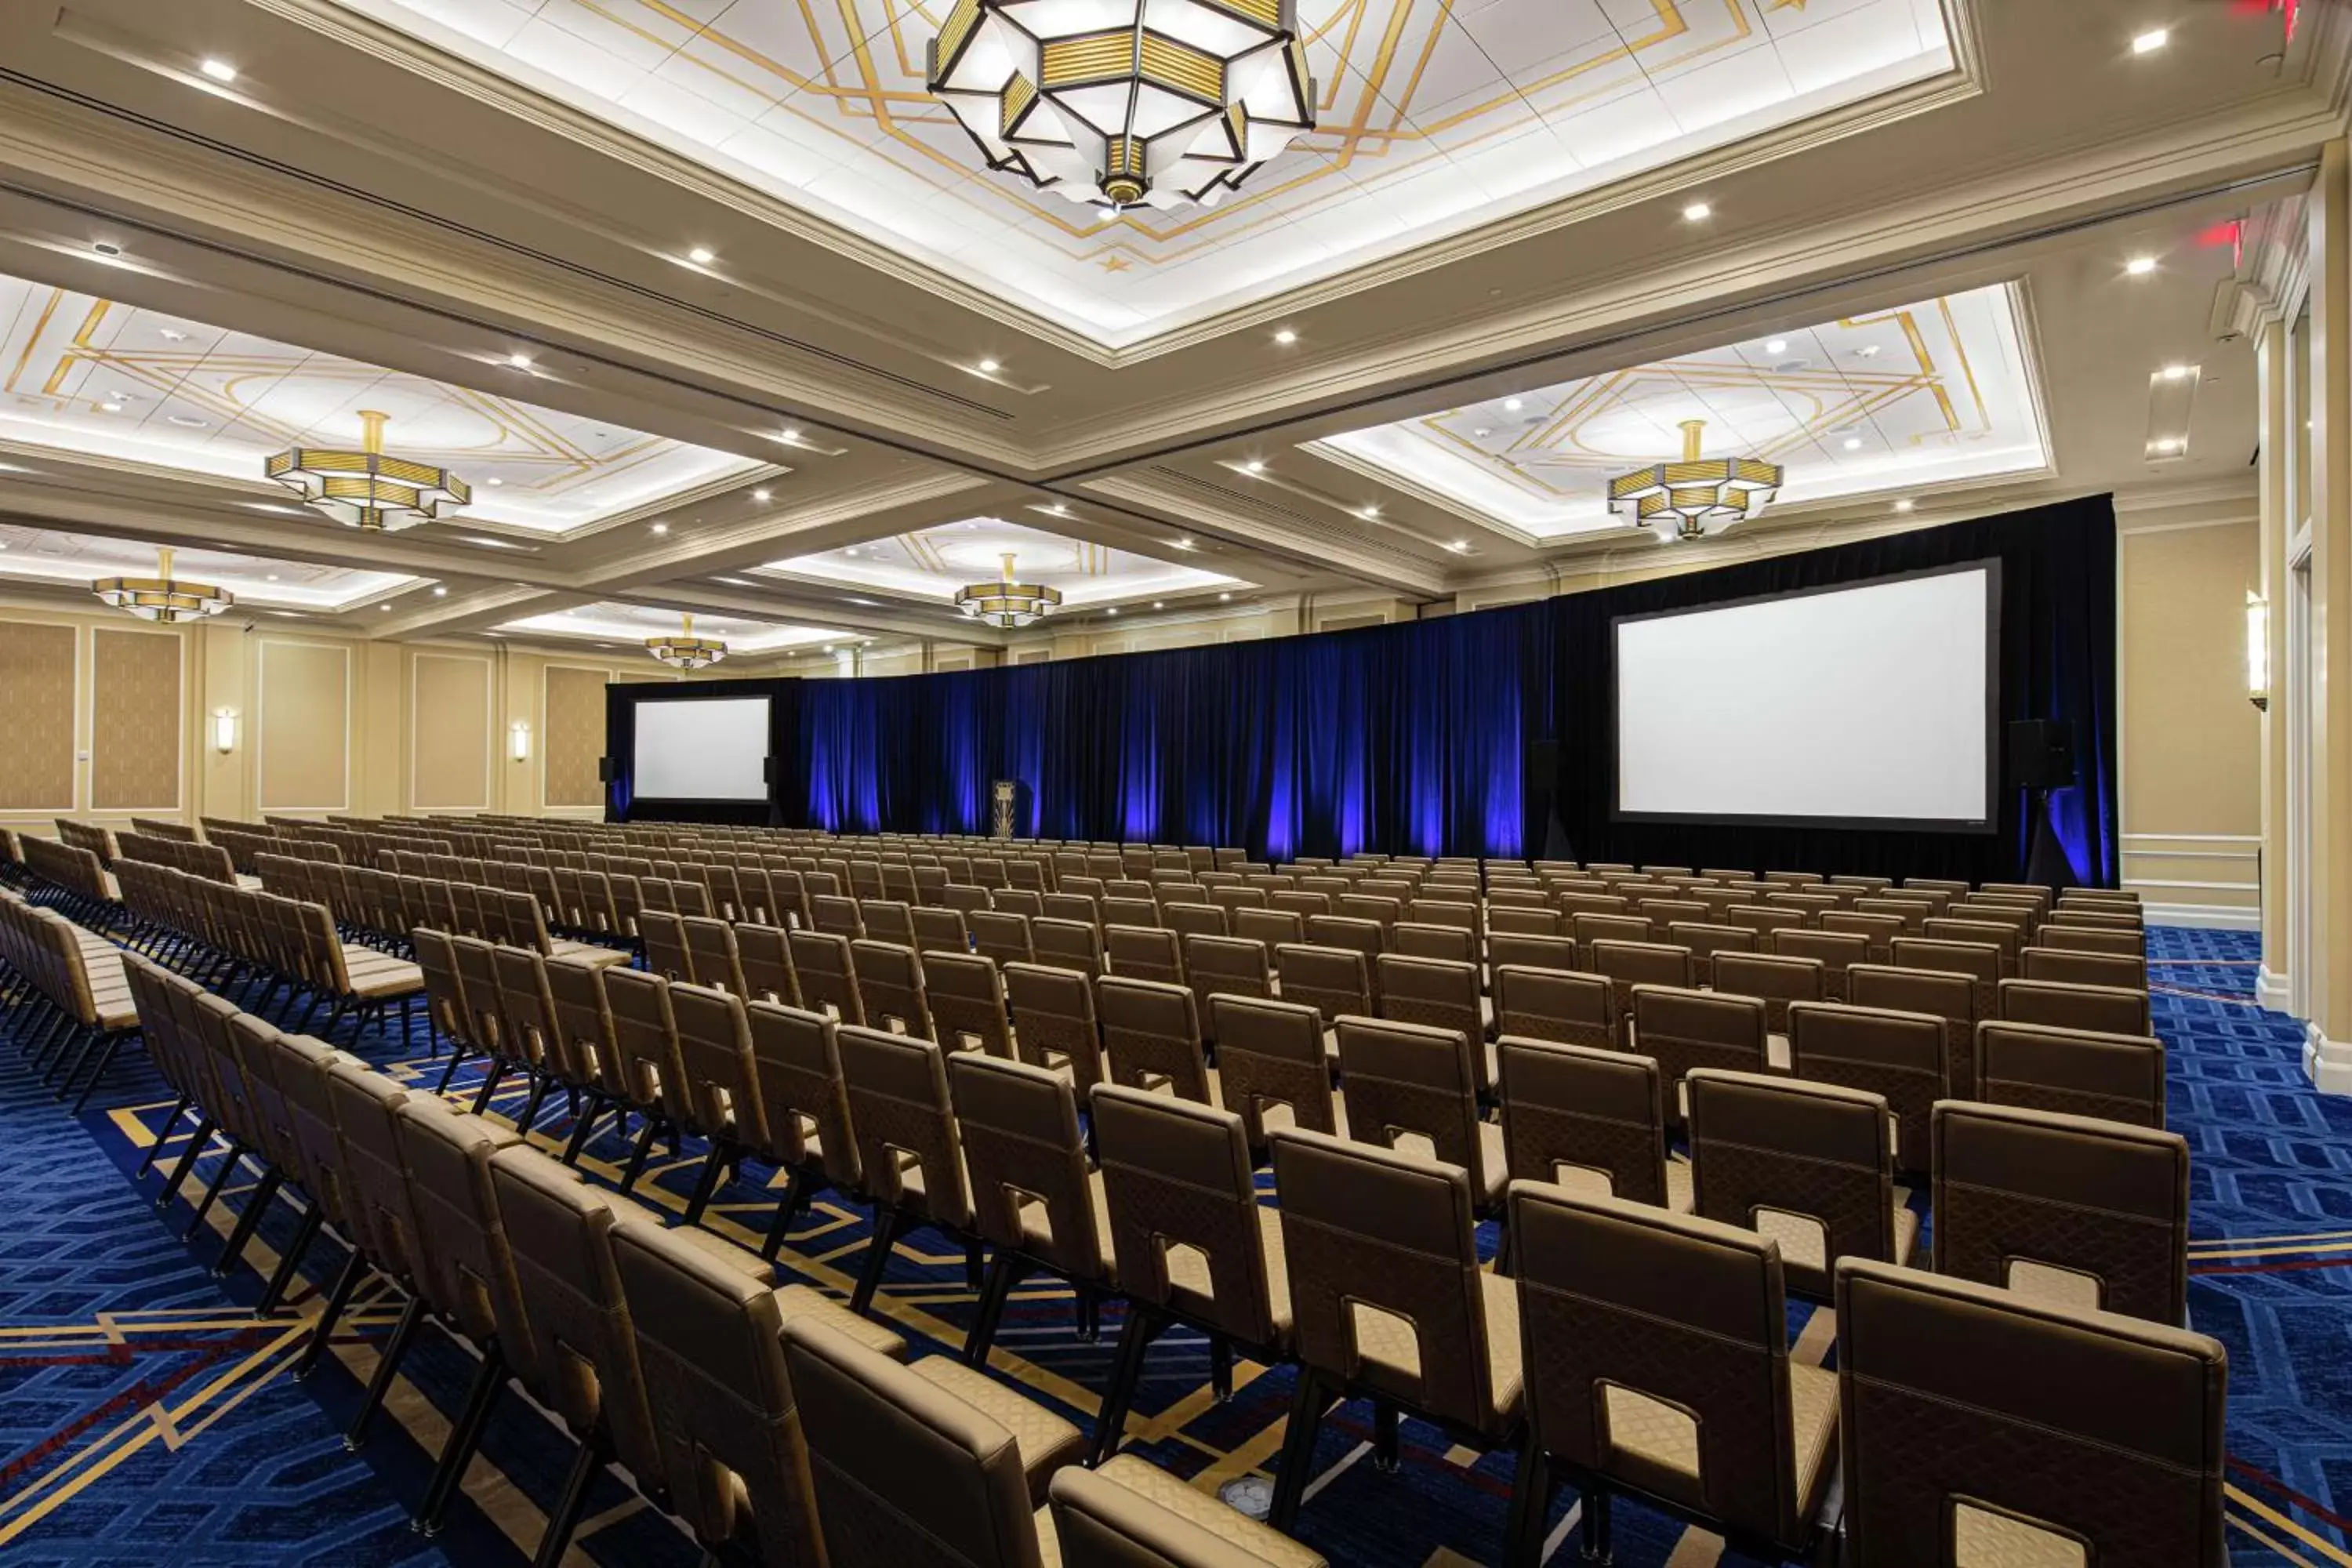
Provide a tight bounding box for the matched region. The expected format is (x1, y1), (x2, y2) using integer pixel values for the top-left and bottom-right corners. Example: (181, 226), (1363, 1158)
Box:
(100, 401), (122, 413)
(2154, 436), (2183, 452)
(506, 352), (532, 368)
(166, 414), (207, 428)
(822, 644), (835, 655)
(265, 573), (279, 582)
(844, 546), (858, 556)
(1895, 499), (1915, 513)
(1682, 201), (1711, 222)
(2126, 255), (2158, 275)
(1450, 539), (1470, 552)
(1359, 505), (1381, 520)
(485, 477), (503, 486)
(1105, 607), (1119, 616)
(199, 58), (238, 82)
(1842, 437), (1863, 451)
(92, 241), (122, 257)
(688, 246), (716, 264)
(1174, 537), (1195, 550)
(779, 426), (801, 441)
(1218, 591), (1232, 601)
(1047, 503), (1069, 515)
(844, 596), (880, 606)
(2131, 27), (2169, 54)
(1273, 328), (1298, 345)
(977, 358), (1001, 373)
(1243, 460), (1266, 474)
(650, 522), (669, 535)
(1503, 398), (1523, 412)
(2162, 364), (2191, 380)
(1766, 338), (1788, 354)
(1853, 345), (1881, 358)
(753, 488), (772, 502)
(380, 603), (392, 612)
(158, 328), (187, 342)
(433, 585), (448, 597)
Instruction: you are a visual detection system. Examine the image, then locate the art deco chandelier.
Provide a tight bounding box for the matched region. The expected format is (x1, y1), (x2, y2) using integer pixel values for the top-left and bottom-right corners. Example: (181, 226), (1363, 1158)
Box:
(956, 552), (1062, 628)
(89, 545), (232, 623)
(1608, 419), (1784, 543)
(647, 612), (728, 672)
(266, 409), (470, 533)
(927, 0), (1316, 212)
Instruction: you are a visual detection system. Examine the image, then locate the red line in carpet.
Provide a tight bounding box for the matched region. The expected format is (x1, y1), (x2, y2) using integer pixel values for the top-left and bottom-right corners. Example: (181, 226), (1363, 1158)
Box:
(2193, 1256), (2352, 1276)
(2229, 1457), (2352, 1537)
(0, 1351), (227, 1494)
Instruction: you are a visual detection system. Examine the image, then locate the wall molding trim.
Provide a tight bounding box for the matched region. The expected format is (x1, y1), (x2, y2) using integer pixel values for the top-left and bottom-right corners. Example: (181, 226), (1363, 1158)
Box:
(2258, 965), (2293, 1012)
(2147, 902), (2263, 931)
(2306, 1022), (2352, 1096)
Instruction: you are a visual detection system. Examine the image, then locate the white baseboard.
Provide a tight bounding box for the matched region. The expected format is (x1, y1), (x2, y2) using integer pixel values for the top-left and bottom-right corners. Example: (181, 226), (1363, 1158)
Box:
(2145, 902), (2262, 931)
(2307, 1023), (2352, 1095)
(2258, 966), (2293, 1013)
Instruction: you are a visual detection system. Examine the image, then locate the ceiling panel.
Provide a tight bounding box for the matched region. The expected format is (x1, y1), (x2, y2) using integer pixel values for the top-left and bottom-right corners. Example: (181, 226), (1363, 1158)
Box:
(760, 517), (1242, 606)
(0, 521), (418, 608)
(1313, 280), (2048, 539)
(328, 0), (1954, 346)
(497, 599), (851, 652)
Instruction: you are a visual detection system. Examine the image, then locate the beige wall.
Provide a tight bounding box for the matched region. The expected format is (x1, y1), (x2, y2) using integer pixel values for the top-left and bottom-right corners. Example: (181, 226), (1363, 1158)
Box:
(2117, 510), (2264, 926)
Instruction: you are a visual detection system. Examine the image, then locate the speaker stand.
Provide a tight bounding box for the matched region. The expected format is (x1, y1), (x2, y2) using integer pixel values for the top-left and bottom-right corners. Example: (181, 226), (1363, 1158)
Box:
(2024, 787), (2078, 891)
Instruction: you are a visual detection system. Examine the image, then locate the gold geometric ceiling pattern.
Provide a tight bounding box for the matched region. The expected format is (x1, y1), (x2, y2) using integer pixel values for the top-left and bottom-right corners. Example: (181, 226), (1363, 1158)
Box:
(334, 0), (1955, 344)
(762, 518), (1242, 608)
(1315, 281), (2049, 539)
(0, 274), (762, 534)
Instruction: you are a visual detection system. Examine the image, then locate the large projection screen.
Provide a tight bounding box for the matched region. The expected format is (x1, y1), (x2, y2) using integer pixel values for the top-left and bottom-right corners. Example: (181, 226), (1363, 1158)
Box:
(633, 696), (771, 802)
(1613, 561), (2000, 830)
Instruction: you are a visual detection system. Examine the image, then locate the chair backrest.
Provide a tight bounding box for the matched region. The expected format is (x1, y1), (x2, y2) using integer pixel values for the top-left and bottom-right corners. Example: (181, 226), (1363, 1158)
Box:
(860, 898), (916, 947)
(1096, 975), (1211, 1104)
(1210, 993), (1336, 1148)
(324, 1058), (427, 1283)
(2036, 924), (2147, 956)
(544, 955), (630, 1100)
(1686, 1068), (1900, 1298)
(394, 1098), (525, 1350)
(671, 982), (771, 1152)
(1273, 942), (1372, 1024)
(925, 948), (1014, 1057)
(1490, 964), (1614, 1051)
(603, 965), (691, 1123)
(787, 930), (866, 1025)
(639, 908), (693, 982)
(1976, 1019), (2167, 1127)
(1768, 927), (1871, 1000)
(1032, 916), (1103, 976)
(781, 1318), (1047, 1568)
(1846, 963), (1977, 1097)
(2020, 946), (2149, 989)
(734, 922), (800, 1007)
(1709, 951), (1824, 1035)
(608, 1217), (827, 1568)
(969, 909), (1036, 967)
(1001, 960), (1103, 1087)
(1374, 953), (1483, 1067)
(851, 938), (933, 1039)
(683, 915), (750, 999)
(1182, 932), (1271, 1027)
(837, 1025), (971, 1229)
(1048, 1461), (1328, 1568)
(1933, 1099), (2190, 1323)
(1497, 1037), (1673, 1208)
(1511, 1184), (1819, 1550)
(1270, 1129), (1504, 1437)
(1998, 976), (2151, 1036)
(490, 942), (563, 1079)
(1784, 1000), (1947, 1174)
(744, 1002), (860, 1184)
(1090, 1083), (1280, 1348)
(1835, 1259), (2227, 1567)
(1588, 939), (1693, 1022)
(1628, 985), (1767, 1120)
(949, 1051), (1105, 1283)
(1333, 1014), (1493, 1194)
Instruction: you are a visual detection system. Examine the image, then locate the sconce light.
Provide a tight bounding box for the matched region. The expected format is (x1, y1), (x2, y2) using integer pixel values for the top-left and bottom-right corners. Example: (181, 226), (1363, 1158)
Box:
(2247, 590), (2270, 711)
(509, 719), (532, 761)
(212, 707), (238, 754)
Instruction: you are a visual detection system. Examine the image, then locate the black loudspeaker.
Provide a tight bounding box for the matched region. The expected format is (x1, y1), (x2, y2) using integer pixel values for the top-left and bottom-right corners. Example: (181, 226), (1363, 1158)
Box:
(1523, 739), (1575, 862)
(2005, 720), (2075, 789)
(763, 756), (779, 786)
(597, 757), (615, 784)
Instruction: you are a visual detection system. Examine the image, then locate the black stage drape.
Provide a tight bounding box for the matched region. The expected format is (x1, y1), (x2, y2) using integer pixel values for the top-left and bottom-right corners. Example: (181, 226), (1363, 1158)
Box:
(607, 498), (2118, 885)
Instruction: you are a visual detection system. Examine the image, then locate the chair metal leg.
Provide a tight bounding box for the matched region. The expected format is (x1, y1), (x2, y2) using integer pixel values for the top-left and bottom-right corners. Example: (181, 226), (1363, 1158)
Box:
(964, 1251), (1021, 1367)
(851, 1207), (913, 1316)
(1504, 1433), (1554, 1568)
(469, 1060), (507, 1116)
(514, 1073), (553, 1133)
(345, 1293), (427, 1450)
(1088, 1305), (1160, 1466)
(293, 1250), (368, 1381)
(156, 1117), (216, 1210)
(1579, 1483), (1612, 1563)
(45, 1025), (95, 1091)
(434, 1046), (470, 1096)
(561, 1099), (607, 1167)
(1208, 1334), (1234, 1403)
(257, 1207), (324, 1317)
(212, 1167), (284, 1278)
(618, 1115), (662, 1193)
(1074, 1281), (1102, 1344)
(681, 1141), (729, 1227)
(183, 1140), (247, 1238)
(67, 1029), (130, 1112)
(413, 1341), (508, 1535)
(532, 1429), (610, 1568)
(138, 1095), (191, 1175)
(760, 1167), (811, 1262)
(1267, 1370), (1332, 1533)
(964, 1237), (985, 1292)
(1372, 1400), (1401, 1473)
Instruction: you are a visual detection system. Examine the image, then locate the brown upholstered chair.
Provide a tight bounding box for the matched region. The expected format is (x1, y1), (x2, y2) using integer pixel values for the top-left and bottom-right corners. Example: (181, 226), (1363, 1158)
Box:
(1835, 1259), (2227, 1566)
(786, 929), (864, 1025)
(1334, 1014), (1504, 1211)
(920, 948), (1011, 1057)
(949, 1051), (1114, 1364)
(1182, 933), (1272, 1033)
(1587, 940), (1693, 1036)
(1265, 1128), (1523, 1532)
(1273, 942), (1374, 1024)
(1976, 1018), (2167, 1127)
(744, 1002), (864, 1261)
(782, 1316), (1082, 1568)
(1710, 950), (1824, 1043)
(681, 914), (751, 998)
(1922, 916), (2022, 978)
(2021, 946), (2149, 990)
(1998, 975), (2152, 1036)
(2037, 923), (2147, 956)
(1820, 909), (1904, 963)
(1888, 935), (2005, 1033)
(838, 1024), (983, 1313)
(851, 938), (934, 1039)
(971, 909), (1038, 968)
(1002, 961), (1105, 1088)
(608, 1214), (907, 1568)
(1628, 984), (1769, 1125)
(543, 956), (633, 1165)
(1686, 1068), (1917, 1299)
(1212, 993), (1338, 1152)
(1490, 964), (1615, 1051)
(1105, 924), (1185, 991)
(1050, 1460), (1329, 1568)
(639, 908), (692, 982)
(669, 981), (771, 1225)
(1486, 931), (1582, 978)
(1932, 1098), (2190, 1323)
(602, 965), (697, 1193)
(1784, 1000), (1947, 1176)
(1506, 1185), (1838, 1565)
(1097, 974), (1213, 1104)
(1089, 1084), (1291, 1464)
(1847, 961), (1977, 1099)
(1497, 1036), (1688, 1214)
(733, 922), (801, 1007)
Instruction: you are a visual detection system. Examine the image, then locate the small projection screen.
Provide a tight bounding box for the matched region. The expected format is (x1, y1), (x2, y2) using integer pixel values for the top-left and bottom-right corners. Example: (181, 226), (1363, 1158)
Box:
(632, 695), (771, 802)
(1613, 561), (1999, 830)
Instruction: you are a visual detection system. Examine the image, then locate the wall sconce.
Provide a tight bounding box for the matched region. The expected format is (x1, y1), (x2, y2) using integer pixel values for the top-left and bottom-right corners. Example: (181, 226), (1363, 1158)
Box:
(2246, 590), (2270, 711)
(509, 719), (532, 761)
(212, 707), (238, 754)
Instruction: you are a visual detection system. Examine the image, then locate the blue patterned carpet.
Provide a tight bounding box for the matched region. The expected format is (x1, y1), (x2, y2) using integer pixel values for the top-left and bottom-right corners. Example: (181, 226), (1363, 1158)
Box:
(1, 927), (2343, 1566)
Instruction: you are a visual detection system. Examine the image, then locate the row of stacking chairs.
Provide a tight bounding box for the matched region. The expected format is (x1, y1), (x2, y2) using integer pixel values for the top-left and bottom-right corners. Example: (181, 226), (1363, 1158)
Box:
(122, 953), (1313, 1568)
(117, 829), (248, 886)
(0, 885), (142, 1109)
(114, 860), (424, 1045)
(22, 833), (121, 923)
(256, 855), (627, 975)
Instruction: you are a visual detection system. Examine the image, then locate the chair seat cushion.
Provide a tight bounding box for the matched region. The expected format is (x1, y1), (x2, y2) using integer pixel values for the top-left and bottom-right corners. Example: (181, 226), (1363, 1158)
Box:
(549, 939), (629, 968)
(1091, 1454), (1329, 1568)
(909, 1355), (1082, 1505)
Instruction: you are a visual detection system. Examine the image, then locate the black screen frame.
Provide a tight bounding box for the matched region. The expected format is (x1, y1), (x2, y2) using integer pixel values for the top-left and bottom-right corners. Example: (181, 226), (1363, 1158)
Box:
(1607, 557), (2005, 834)
(627, 691), (776, 807)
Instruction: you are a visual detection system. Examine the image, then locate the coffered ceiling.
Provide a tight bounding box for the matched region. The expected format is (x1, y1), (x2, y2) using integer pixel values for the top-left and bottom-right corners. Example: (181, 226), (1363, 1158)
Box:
(0, 0), (2326, 655)
(328, 0), (1954, 346)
